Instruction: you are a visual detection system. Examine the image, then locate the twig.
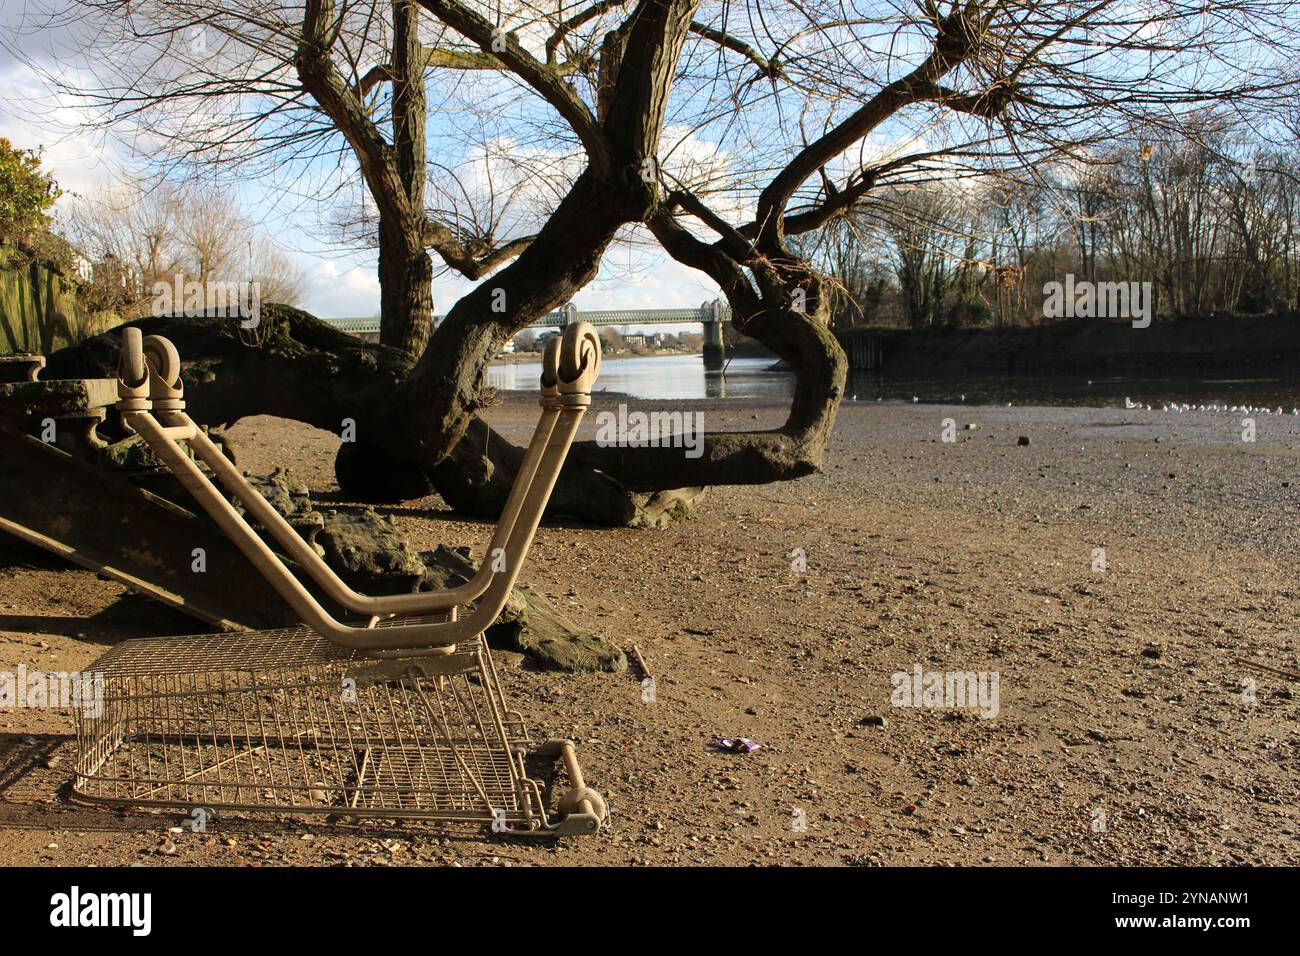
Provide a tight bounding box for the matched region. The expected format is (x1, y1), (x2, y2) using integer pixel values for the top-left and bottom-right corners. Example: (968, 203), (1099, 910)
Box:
(1232, 656), (1300, 682)
(630, 644), (652, 681)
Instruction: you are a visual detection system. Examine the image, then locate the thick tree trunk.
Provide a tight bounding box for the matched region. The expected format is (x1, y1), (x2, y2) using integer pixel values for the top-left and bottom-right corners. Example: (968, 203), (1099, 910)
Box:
(44, 308), (698, 525)
(375, 0), (698, 466)
(429, 416), (706, 526)
(297, 0), (433, 359)
(378, 168), (652, 469)
(377, 0), (434, 357)
(44, 303), (841, 526)
(377, 232), (435, 357)
(559, 307), (844, 489)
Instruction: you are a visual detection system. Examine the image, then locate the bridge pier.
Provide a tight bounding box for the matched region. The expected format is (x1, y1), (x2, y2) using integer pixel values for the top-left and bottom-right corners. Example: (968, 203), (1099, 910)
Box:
(702, 299), (725, 370)
(702, 321), (724, 370)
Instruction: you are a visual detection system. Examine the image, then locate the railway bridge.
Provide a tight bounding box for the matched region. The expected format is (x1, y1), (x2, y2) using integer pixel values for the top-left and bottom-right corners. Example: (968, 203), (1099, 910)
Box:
(327, 300), (733, 368)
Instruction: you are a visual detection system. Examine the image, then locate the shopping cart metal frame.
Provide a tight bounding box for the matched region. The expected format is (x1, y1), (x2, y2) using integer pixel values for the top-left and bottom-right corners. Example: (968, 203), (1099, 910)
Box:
(71, 324), (608, 836)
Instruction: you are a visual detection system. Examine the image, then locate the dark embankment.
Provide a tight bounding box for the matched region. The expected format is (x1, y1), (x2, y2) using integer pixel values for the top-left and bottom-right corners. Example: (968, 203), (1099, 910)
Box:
(841, 314), (1300, 378)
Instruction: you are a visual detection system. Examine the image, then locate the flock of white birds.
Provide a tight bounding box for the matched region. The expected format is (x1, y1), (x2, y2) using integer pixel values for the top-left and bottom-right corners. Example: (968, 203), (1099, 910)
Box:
(1123, 397), (1300, 415)
(844, 394), (1300, 414)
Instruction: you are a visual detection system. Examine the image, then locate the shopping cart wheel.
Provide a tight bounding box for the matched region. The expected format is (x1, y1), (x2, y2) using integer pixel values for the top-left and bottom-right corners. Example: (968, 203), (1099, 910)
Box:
(558, 784), (607, 821)
(120, 327), (146, 387)
(143, 334), (182, 386)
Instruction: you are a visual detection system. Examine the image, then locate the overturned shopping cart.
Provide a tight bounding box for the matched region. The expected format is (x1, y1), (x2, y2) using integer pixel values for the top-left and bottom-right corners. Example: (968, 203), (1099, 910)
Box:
(72, 324), (608, 836)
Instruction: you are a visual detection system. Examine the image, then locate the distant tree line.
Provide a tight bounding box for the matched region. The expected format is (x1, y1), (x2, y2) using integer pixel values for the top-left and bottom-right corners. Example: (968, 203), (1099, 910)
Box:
(61, 182), (305, 319)
(1, 138), (304, 348)
(811, 115), (1300, 331)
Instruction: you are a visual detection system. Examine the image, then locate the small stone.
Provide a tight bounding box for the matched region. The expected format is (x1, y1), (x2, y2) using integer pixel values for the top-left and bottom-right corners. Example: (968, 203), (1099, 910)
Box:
(859, 715), (887, 727)
(1017, 436), (1031, 447)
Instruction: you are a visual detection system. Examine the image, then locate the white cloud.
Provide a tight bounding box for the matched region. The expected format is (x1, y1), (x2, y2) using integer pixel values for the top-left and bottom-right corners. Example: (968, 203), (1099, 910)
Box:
(302, 243), (721, 320)
(0, 63), (122, 197)
(2, 28), (722, 321)
(300, 258), (382, 318)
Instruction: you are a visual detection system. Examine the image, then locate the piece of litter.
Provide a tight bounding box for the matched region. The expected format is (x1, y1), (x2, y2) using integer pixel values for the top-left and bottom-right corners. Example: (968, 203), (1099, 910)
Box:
(710, 737), (760, 754)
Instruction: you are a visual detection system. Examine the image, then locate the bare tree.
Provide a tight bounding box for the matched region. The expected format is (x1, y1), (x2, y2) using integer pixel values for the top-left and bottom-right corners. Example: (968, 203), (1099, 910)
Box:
(59, 185), (183, 306)
(60, 182), (305, 315)
(15, 1), (1300, 523)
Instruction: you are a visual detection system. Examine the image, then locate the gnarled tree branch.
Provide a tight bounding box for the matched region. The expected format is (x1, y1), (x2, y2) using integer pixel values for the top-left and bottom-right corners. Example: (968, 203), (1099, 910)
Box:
(545, 0), (628, 64)
(422, 222), (537, 279)
(753, 3), (986, 250)
(415, 0), (610, 173)
(688, 20), (783, 79)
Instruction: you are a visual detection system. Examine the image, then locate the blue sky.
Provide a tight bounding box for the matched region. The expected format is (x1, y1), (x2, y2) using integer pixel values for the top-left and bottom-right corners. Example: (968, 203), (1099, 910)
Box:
(4, 2), (1290, 326)
(0, 4), (722, 324)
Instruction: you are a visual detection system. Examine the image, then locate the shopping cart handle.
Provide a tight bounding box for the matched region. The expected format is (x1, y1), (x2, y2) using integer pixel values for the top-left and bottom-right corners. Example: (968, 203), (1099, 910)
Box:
(116, 323), (603, 655)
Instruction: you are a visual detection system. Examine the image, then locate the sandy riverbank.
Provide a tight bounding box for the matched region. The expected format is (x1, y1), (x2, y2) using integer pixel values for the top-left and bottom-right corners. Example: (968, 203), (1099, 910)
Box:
(1, 395), (1296, 866)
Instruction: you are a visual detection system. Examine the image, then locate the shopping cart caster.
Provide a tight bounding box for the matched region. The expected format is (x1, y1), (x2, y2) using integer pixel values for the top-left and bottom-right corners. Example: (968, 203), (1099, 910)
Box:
(538, 738), (608, 834)
(558, 785), (607, 822)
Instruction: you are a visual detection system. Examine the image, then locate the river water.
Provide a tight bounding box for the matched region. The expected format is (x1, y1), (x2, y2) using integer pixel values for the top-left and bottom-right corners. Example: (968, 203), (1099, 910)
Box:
(488, 354), (1300, 410)
(488, 355), (794, 400)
